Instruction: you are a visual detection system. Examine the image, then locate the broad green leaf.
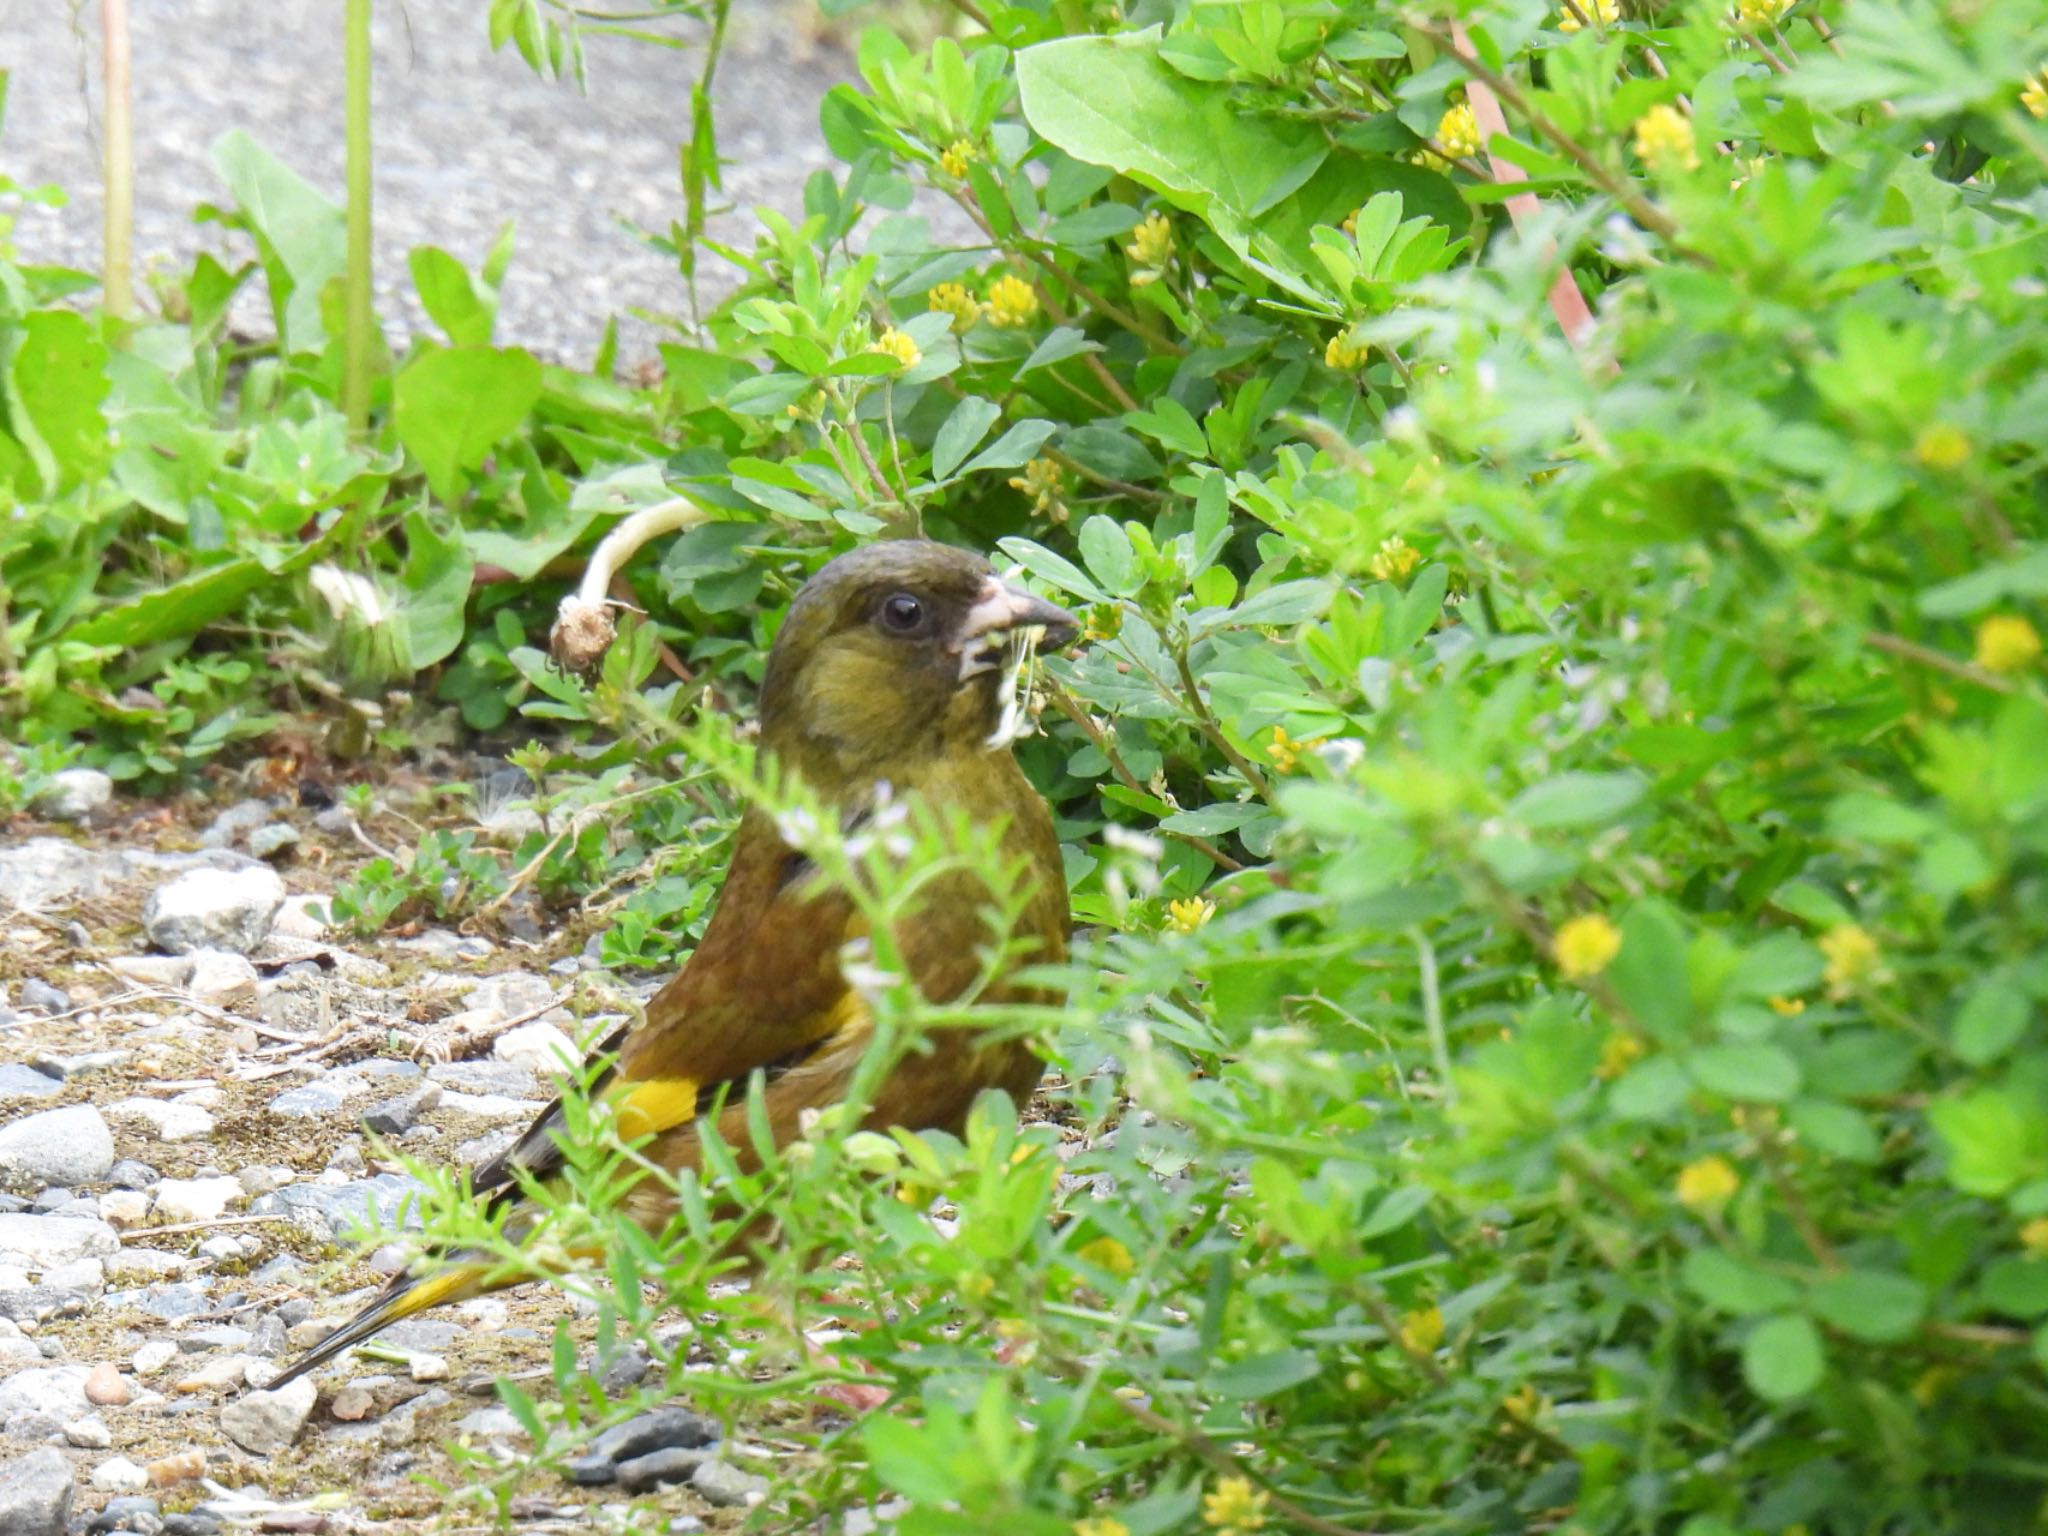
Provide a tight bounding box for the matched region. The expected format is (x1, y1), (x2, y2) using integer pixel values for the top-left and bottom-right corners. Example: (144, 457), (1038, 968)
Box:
(1953, 979), (2032, 1067)
(211, 129), (346, 352)
(1078, 516), (1138, 596)
(410, 246), (497, 346)
(1980, 1258), (2048, 1319)
(1743, 1313), (1825, 1401)
(1208, 1348), (1322, 1400)
(1929, 1089), (2044, 1197)
(1687, 1043), (1802, 1103)
(393, 344), (543, 502)
(66, 560), (268, 648)
(960, 418), (1057, 477)
(1683, 1249), (1799, 1317)
(1808, 1270), (1926, 1342)
(4, 310), (109, 494)
(931, 396), (1002, 481)
(997, 536), (1107, 603)
(397, 508), (475, 669)
(1508, 772), (1647, 830)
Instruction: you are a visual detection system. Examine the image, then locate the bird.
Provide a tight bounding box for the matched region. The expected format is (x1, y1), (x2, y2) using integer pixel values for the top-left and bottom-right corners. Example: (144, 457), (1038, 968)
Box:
(267, 539), (1078, 1389)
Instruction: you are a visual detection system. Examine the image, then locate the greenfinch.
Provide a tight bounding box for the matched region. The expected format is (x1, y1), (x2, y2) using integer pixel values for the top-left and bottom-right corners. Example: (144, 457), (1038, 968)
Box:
(271, 540), (1076, 1386)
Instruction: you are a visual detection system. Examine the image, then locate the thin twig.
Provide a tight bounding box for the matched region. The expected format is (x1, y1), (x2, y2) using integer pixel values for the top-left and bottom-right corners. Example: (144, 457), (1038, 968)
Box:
(124, 1214), (291, 1240)
(1865, 632), (2016, 695)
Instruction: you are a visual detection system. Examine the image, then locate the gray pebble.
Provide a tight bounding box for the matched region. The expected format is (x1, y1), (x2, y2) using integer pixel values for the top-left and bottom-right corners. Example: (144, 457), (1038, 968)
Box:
(162, 1516), (225, 1536)
(247, 825), (301, 861)
(142, 866), (286, 956)
(18, 979), (71, 1014)
(88, 1494), (164, 1535)
(614, 1446), (711, 1493)
(198, 800), (273, 850)
(105, 1283), (212, 1322)
(427, 1061), (538, 1098)
(691, 1458), (769, 1508)
(108, 1161), (160, 1191)
(0, 1445), (73, 1536)
(265, 1082), (347, 1119)
(31, 768), (113, 823)
(28, 1189), (73, 1214)
(362, 1084), (441, 1137)
(0, 1065), (64, 1102)
(0, 1106), (114, 1193)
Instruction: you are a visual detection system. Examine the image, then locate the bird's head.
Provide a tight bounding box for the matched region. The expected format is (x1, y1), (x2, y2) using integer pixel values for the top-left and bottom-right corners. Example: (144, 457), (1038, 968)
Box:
(757, 540), (1077, 783)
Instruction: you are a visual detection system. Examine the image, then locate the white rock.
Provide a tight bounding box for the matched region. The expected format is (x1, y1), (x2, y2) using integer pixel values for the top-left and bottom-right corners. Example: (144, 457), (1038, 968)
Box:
(492, 1020), (579, 1076)
(40, 1258), (103, 1294)
(0, 1364), (92, 1422)
(272, 895), (333, 940)
(105, 954), (195, 988)
(184, 949), (259, 1008)
(150, 1177), (245, 1226)
(0, 1105), (115, 1191)
(218, 1375), (316, 1454)
(89, 1456), (149, 1493)
(408, 1352), (450, 1382)
(0, 1213), (120, 1268)
(97, 1190), (151, 1229)
(436, 1091), (546, 1120)
(105, 1098), (216, 1143)
(131, 1341), (178, 1377)
(32, 768), (113, 822)
(63, 1413), (112, 1449)
(141, 866), (286, 956)
(174, 1355), (252, 1393)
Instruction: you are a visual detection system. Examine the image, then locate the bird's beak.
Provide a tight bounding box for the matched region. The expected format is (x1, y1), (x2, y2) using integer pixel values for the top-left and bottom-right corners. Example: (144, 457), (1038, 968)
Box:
(954, 576), (1079, 679)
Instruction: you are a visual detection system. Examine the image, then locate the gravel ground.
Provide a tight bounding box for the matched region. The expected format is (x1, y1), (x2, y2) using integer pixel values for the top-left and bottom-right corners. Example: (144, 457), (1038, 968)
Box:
(1, 0), (851, 365)
(0, 773), (831, 1534)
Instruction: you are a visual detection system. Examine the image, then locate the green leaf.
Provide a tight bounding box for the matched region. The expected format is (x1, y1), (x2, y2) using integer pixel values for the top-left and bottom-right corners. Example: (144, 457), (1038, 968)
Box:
(1808, 1270), (1927, 1342)
(1980, 1258), (2048, 1319)
(66, 560), (268, 648)
(4, 310), (109, 494)
(1743, 1313), (1825, 1401)
(960, 418), (1057, 477)
(997, 536), (1107, 604)
(1358, 1185), (1430, 1239)
(1787, 1099), (1881, 1163)
(1683, 1249), (1799, 1317)
(393, 344), (543, 501)
(1608, 1056), (1690, 1122)
(1508, 772), (1647, 830)
(1208, 1348), (1322, 1400)
(1687, 1043), (1802, 1103)
(1952, 979), (2032, 1067)
(210, 129), (346, 352)
(409, 246), (497, 346)
(931, 396), (1003, 481)
(1930, 1089), (2044, 1197)
(1078, 516), (1138, 596)
(397, 508), (475, 669)
(1607, 900), (1693, 1039)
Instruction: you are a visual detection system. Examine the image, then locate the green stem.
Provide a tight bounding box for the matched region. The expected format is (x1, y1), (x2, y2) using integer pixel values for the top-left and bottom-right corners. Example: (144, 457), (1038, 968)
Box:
(343, 0), (375, 432)
(101, 0), (134, 322)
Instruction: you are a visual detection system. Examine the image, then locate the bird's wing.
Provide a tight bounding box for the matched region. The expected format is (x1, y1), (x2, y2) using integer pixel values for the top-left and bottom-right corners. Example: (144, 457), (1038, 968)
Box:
(469, 809), (866, 1203)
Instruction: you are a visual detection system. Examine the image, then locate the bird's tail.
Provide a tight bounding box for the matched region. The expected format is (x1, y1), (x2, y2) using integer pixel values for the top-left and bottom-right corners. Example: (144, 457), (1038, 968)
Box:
(264, 1258), (498, 1391)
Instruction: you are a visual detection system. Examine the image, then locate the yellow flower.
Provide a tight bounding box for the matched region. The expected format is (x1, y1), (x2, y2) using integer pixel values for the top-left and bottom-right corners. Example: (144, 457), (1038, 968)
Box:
(985, 273), (1040, 328)
(1008, 456), (1064, 518)
(1633, 104), (1699, 172)
(1268, 725), (1303, 773)
(1768, 994), (1806, 1016)
(1733, 0), (1791, 26)
(2025, 71), (2048, 120)
(1125, 210), (1174, 280)
(1675, 1154), (1740, 1214)
(869, 327), (921, 370)
(2022, 1217), (2048, 1257)
(1077, 1236), (1135, 1276)
(1913, 421), (1971, 470)
(938, 138), (979, 178)
(1201, 1476), (1268, 1532)
(1558, 0), (1620, 31)
(1595, 1031), (1644, 1080)
(1819, 923), (1880, 995)
(1975, 614), (2043, 674)
(1553, 913), (1623, 980)
(1325, 329), (1370, 371)
(1501, 1383), (1548, 1424)
(960, 1270), (995, 1301)
(1075, 1519), (1130, 1536)
(1397, 1306), (1445, 1354)
(1436, 102), (1482, 160)
(1167, 897), (1215, 935)
(926, 281), (980, 333)
(1341, 207), (1360, 235)
(1368, 535), (1421, 583)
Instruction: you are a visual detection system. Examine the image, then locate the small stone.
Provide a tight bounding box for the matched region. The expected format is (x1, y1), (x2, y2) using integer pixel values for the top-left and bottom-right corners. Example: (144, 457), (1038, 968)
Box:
(144, 1451), (206, 1489)
(437, 1090), (544, 1121)
(198, 801), (272, 850)
(614, 1446), (710, 1494)
(173, 1356), (250, 1393)
(109, 1281), (211, 1321)
(0, 1106), (115, 1192)
(427, 1060), (539, 1097)
(0, 1364), (91, 1422)
(265, 1083), (346, 1120)
(41, 1257), (102, 1294)
(0, 1447), (74, 1536)
(97, 1191), (151, 1229)
(161, 1517), (221, 1536)
(87, 1494), (163, 1535)
(141, 867), (286, 957)
(83, 1362), (130, 1406)
(246, 825), (300, 861)
(329, 1385), (377, 1422)
(247, 1315), (288, 1359)
(590, 1405), (719, 1463)
(18, 979), (72, 1014)
(597, 1346), (653, 1396)
(361, 1084), (440, 1137)
(271, 896), (331, 941)
(453, 1405), (527, 1439)
(183, 951), (258, 1009)
(105, 1099), (215, 1144)
(103, 1250), (186, 1283)
(235, 1166), (290, 1199)
(407, 1351), (450, 1382)
(108, 1161), (159, 1191)
(64, 1412), (112, 1448)
(89, 1458), (150, 1494)
(104, 956), (194, 988)
(492, 1021), (578, 1075)
(31, 768), (113, 822)
(0, 1212), (120, 1265)
(0, 1065), (64, 1103)
(130, 1341), (178, 1377)
(691, 1458), (769, 1508)
(149, 1178), (244, 1226)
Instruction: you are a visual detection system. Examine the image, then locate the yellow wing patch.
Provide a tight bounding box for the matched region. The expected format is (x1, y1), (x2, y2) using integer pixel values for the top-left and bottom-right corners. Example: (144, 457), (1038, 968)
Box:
(605, 1077), (702, 1142)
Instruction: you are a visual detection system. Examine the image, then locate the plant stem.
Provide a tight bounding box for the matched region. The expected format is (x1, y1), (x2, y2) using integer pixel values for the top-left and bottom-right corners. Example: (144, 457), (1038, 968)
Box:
(100, 0), (134, 322)
(343, 0), (375, 432)
(1043, 682), (1245, 873)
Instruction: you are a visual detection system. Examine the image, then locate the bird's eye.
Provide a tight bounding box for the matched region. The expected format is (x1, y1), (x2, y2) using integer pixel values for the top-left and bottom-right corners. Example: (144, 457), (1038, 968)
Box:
(878, 592), (927, 635)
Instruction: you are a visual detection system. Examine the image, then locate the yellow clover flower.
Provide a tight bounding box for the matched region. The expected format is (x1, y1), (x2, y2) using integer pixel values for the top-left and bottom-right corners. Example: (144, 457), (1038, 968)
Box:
(938, 138), (979, 178)
(1559, 0), (1620, 32)
(869, 327), (921, 370)
(986, 273), (1040, 328)
(1077, 1236), (1135, 1276)
(1676, 1154), (1740, 1214)
(1819, 923), (1880, 995)
(1553, 912), (1623, 980)
(1325, 330), (1370, 371)
(1633, 104), (1700, 172)
(1074, 1520), (1130, 1536)
(1201, 1476), (1269, 1532)
(2021, 1217), (2048, 1258)
(1268, 725), (1303, 773)
(2022, 69), (2048, 119)
(1369, 534), (1421, 583)
(1125, 210), (1174, 284)
(1398, 1306), (1445, 1354)
(1008, 456), (1064, 518)
(1913, 421), (1971, 470)
(1974, 614), (2042, 674)
(926, 281), (980, 333)
(1167, 897), (1215, 934)
(1734, 0), (1791, 26)
(1595, 1031), (1644, 1080)
(1436, 102), (1482, 160)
